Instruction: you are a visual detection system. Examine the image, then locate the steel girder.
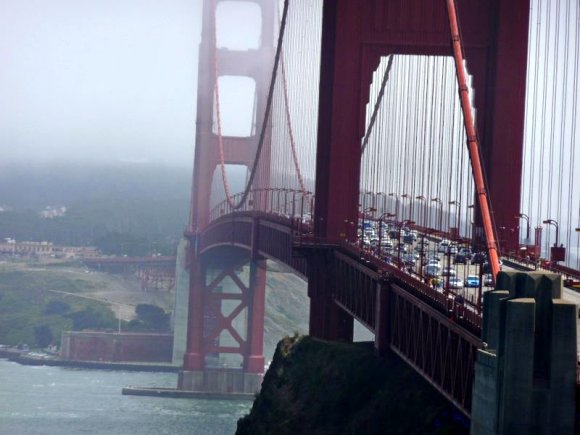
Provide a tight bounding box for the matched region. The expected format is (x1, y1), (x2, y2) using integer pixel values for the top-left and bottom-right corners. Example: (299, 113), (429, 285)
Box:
(389, 283), (480, 416)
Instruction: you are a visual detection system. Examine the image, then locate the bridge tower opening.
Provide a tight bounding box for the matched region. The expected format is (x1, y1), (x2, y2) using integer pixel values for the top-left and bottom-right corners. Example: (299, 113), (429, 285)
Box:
(310, 0), (530, 342)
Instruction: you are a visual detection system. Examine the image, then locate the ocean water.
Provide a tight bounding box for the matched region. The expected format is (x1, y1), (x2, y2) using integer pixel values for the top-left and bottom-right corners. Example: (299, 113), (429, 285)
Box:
(0, 359), (252, 435)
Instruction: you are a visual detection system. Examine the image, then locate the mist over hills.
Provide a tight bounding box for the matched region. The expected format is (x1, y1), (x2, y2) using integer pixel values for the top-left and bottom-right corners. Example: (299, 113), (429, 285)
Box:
(0, 163), (193, 255)
(0, 163), (192, 208)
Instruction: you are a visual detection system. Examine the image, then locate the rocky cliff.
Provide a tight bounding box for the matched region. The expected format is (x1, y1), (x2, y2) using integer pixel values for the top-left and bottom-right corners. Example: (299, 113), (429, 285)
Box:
(237, 335), (469, 434)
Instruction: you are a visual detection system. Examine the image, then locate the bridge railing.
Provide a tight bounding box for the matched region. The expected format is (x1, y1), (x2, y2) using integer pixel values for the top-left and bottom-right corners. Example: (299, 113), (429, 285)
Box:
(504, 252), (580, 287)
(209, 188), (314, 226)
(337, 238), (482, 334)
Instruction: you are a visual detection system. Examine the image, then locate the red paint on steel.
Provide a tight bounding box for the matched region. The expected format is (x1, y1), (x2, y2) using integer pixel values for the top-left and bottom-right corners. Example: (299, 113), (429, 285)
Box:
(482, 0), (530, 254)
(189, 0), (274, 232)
(184, 0), (275, 375)
(246, 260), (267, 373)
(183, 250), (205, 371)
(314, 0), (529, 257)
(314, 1), (363, 243)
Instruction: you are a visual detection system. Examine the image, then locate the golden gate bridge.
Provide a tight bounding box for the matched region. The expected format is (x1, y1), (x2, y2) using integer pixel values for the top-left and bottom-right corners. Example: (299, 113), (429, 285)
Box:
(167, 0), (580, 430)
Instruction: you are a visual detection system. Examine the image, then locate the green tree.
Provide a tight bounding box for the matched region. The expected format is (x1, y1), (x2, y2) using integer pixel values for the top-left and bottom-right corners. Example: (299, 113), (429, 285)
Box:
(131, 304), (170, 331)
(67, 307), (109, 330)
(34, 325), (53, 348)
(44, 300), (71, 315)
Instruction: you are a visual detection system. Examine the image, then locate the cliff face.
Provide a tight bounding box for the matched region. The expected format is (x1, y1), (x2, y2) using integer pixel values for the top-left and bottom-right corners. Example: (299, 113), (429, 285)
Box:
(237, 336), (469, 435)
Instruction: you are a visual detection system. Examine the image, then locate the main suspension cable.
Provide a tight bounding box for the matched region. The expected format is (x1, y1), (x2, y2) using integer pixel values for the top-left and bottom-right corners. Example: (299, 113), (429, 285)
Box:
(446, 0), (500, 279)
(361, 54), (394, 154)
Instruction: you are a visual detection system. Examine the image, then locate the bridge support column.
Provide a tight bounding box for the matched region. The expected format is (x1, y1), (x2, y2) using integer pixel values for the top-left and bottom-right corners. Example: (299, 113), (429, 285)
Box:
(245, 259), (266, 373)
(470, 272), (576, 435)
(182, 244), (205, 371)
(308, 250), (353, 342)
(178, 247), (266, 395)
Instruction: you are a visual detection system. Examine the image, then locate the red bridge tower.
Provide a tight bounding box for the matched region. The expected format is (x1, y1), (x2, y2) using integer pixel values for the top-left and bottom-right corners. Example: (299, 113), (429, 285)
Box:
(179, 0), (275, 393)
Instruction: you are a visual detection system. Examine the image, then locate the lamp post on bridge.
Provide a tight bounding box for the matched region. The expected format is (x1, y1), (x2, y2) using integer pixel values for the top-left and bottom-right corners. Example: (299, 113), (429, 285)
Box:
(515, 212), (531, 244)
(377, 212), (396, 259)
(467, 204), (475, 243)
(542, 219), (560, 247)
(376, 192), (386, 215)
(359, 206), (377, 250)
(401, 193), (411, 221)
(396, 219), (415, 269)
(542, 219), (565, 263)
(419, 228), (435, 279)
(361, 191), (375, 215)
(388, 193), (399, 220)
(416, 195), (427, 228)
(449, 200), (461, 240)
(431, 198), (443, 234)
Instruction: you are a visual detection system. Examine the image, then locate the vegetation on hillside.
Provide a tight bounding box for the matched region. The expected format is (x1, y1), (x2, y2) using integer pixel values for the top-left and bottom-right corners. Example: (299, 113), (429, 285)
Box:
(127, 304), (171, 332)
(0, 262), (119, 347)
(0, 164), (311, 355)
(263, 270), (309, 360)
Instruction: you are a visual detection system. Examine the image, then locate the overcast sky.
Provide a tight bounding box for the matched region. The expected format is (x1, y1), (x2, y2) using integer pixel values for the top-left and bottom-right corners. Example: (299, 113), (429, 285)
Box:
(0, 0), (202, 167)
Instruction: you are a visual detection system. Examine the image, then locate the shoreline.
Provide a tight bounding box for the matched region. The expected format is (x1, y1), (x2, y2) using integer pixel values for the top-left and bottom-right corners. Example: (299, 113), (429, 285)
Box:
(0, 348), (178, 373)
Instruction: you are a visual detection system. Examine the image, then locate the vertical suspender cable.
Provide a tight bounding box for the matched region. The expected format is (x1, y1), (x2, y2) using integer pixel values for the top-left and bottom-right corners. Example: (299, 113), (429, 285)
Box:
(568, 2), (579, 262)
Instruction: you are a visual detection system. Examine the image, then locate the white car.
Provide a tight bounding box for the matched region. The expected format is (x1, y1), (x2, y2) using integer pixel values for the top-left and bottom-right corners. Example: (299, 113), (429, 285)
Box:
(441, 266), (457, 276)
(423, 264), (441, 278)
(483, 274), (494, 287)
(449, 277), (464, 289)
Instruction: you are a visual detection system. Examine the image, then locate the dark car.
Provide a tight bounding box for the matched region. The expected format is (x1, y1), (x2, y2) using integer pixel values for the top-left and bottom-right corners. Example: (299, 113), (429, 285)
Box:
(471, 252), (487, 264)
(453, 254), (467, 264)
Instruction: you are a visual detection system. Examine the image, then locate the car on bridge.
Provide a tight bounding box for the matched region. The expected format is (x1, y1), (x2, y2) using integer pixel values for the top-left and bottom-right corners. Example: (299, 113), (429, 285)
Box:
(423, 264), (441, 278)
(402, 254), (416, 267)
(471, 252), (487, 264)
(438, 240), (450, 253)
(380, 240), (394, 251)
(395, 243), (408, 253)
(441, 266), (457, 276)
(453, 253), (467, 264)
(483, 274), (494, 287)
(482, 259), (504, 272)
(426, 259), (440, 268)
(427, 254), (441, 263)
(448, 277), (464, 289)
(466, 275), (480, 288)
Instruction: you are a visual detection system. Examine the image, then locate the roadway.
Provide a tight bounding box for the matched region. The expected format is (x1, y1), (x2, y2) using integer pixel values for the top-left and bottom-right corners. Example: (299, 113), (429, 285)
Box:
(366, 232), (579, 355)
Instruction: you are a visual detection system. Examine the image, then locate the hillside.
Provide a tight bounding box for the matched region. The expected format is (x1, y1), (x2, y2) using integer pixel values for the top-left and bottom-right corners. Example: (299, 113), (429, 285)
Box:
(0, 257), (310, 358)
(0, 258), (178, 345)
(264, 269), (309, 360)
(0, 163), (311, 356)
(0, 163), (191, 255)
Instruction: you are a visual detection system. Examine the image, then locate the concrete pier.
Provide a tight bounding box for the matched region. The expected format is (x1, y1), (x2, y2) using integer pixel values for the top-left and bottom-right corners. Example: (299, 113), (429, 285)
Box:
(471, 272), (577, 435)
(178, 369), (263, 395)
(122, 369), (261, 399)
